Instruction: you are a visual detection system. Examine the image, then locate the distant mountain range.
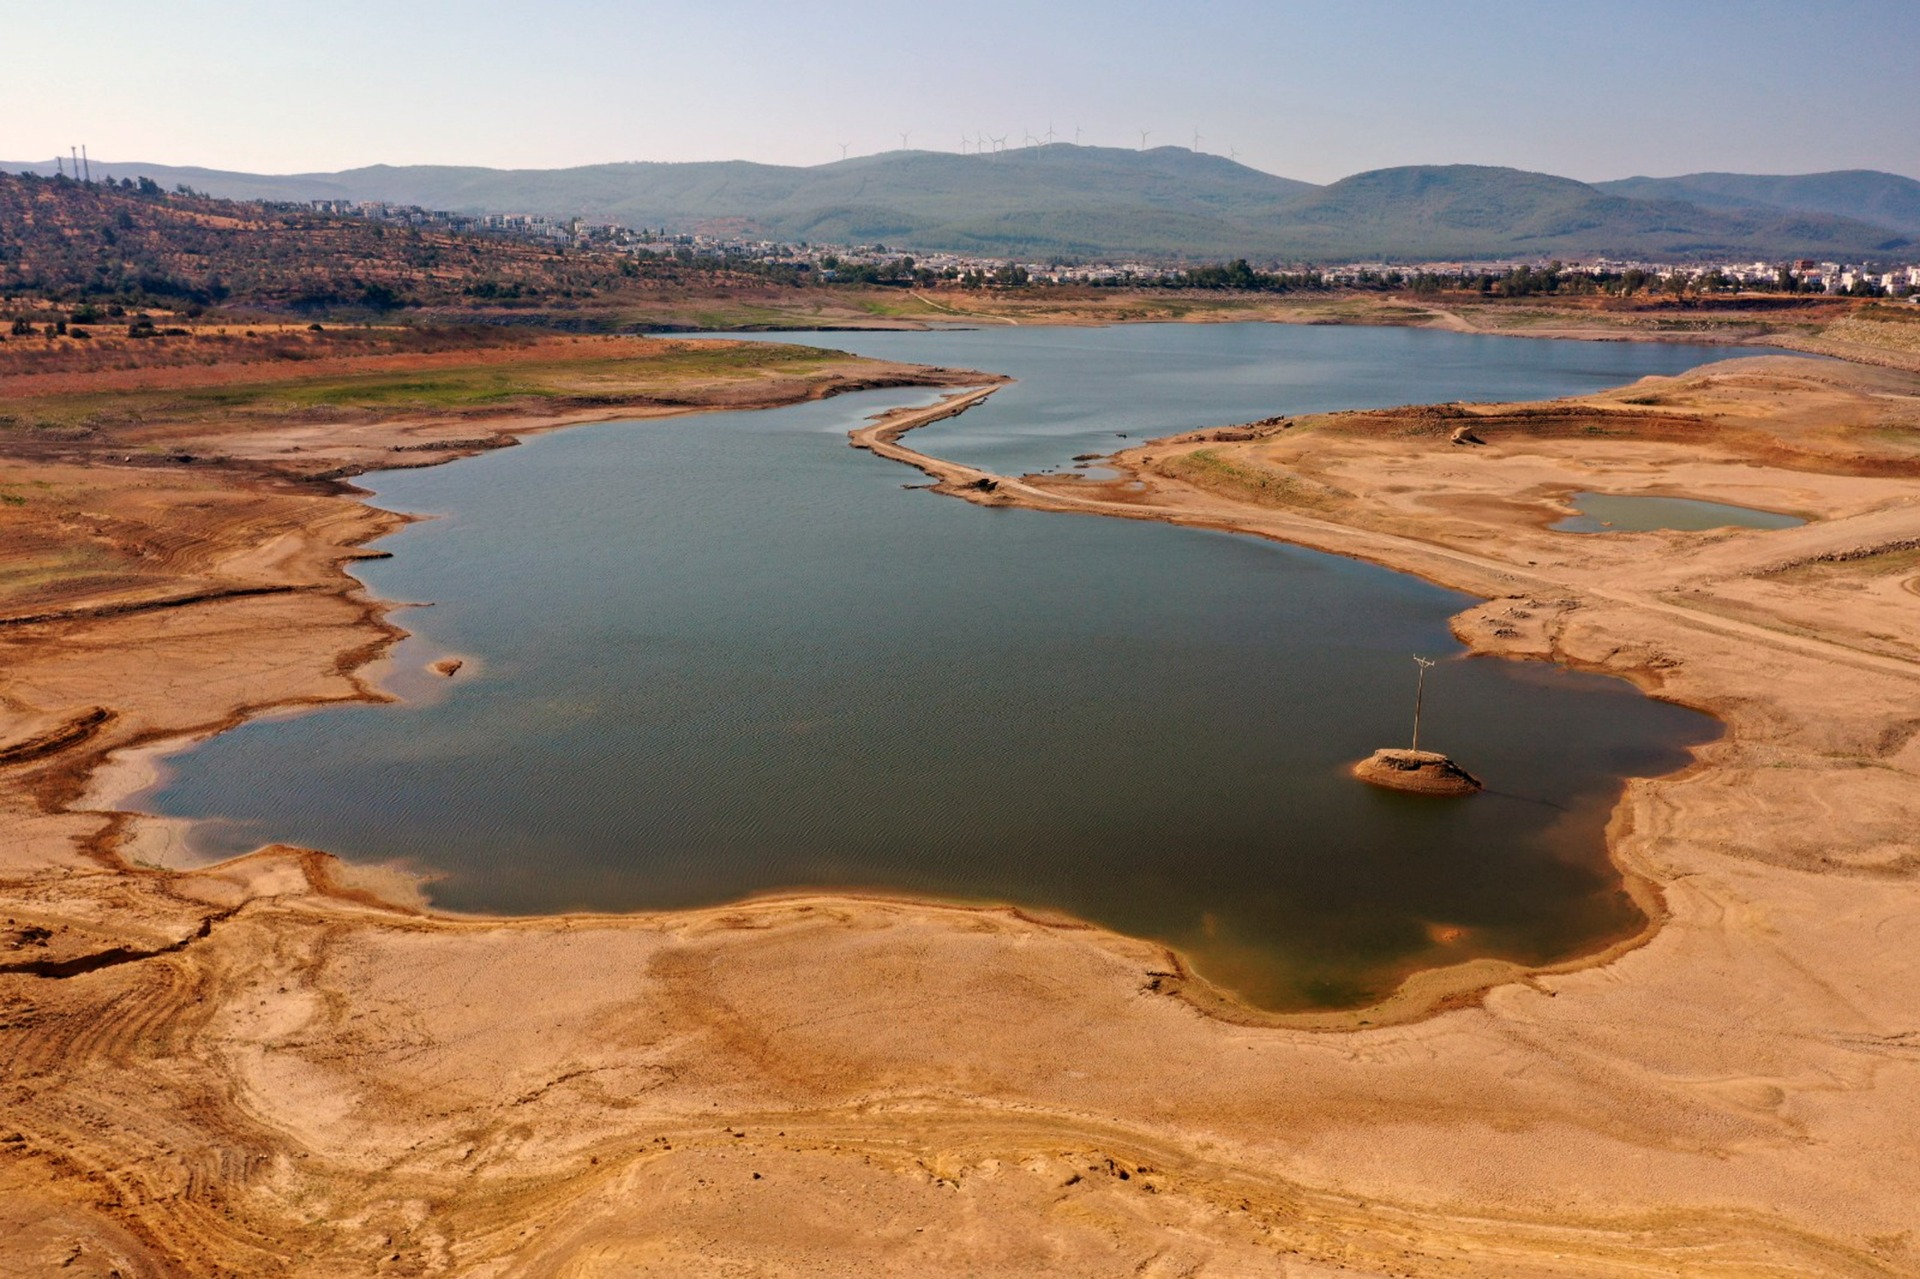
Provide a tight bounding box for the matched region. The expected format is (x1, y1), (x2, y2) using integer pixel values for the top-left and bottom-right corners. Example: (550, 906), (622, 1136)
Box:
(9, 148), (1917, 263)
(1592, 171), (1920, 239)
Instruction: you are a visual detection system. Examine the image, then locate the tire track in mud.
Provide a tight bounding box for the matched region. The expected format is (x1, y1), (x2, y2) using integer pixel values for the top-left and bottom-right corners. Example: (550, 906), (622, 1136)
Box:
(2, 940), (303, 1275)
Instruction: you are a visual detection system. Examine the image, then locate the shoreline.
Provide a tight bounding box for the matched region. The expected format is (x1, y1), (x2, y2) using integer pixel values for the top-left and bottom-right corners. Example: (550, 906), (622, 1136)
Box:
(848, 387), (1705, 1028)
(1, 345), (990, 886)
(33, 339), (1885, 1018)
(95, 373), (1681, 1031)
(6, 324), (1920, 1274)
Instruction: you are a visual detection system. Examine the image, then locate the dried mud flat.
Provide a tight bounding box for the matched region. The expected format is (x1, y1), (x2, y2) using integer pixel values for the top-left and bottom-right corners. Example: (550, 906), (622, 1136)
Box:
(4, 341), (1920, 1277)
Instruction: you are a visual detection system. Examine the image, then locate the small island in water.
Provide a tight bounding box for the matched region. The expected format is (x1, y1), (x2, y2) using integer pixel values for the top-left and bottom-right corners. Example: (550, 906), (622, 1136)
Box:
(1353, 656), (1484, 796)
(1353, 747), (1484, 796)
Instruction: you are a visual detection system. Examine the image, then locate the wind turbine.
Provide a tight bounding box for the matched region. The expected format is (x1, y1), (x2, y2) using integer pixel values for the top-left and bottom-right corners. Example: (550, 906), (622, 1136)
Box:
(1229, 145), (1241, 162)
(898, 130), (911, 150)
(990, 134), (1008, 155)
(1074, 123), (1084, 145)
(1139, 129), (1151, 150)
(1191, 127), (1203, 152)
(840, 141), (850, 160)
(1044, 121), (1057, 146)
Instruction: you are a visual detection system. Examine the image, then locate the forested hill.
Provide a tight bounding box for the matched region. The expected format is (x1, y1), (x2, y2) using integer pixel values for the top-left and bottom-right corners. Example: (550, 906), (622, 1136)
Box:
(1252, 165), (1910, 260)
(0, 171), (768, 311)
(7, 149), (1916, 261)
(1594, 171), (1920, 239)
(4, 148), (1317, 259)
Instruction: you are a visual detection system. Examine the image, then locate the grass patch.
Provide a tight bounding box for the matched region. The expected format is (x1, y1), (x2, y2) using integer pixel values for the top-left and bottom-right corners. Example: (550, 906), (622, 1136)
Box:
(681, 303), (843, 329)
(1859, 304), (1920, 325)
(0, 543), (126, 603)
(6, 341), (849, 433)
(1161, 448), (1346, 509)
(1764, 545), (1920, 584)
(848, 295), (946, 319)
(1818, 315), (1920, 357)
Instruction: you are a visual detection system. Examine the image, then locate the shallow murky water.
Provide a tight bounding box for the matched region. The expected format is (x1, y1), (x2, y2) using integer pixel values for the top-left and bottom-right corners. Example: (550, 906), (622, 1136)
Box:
(1553, 491), (1805, 533)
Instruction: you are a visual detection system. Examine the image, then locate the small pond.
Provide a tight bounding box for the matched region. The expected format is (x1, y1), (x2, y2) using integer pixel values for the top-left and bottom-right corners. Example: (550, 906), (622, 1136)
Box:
(1553, 492), (1806, 534)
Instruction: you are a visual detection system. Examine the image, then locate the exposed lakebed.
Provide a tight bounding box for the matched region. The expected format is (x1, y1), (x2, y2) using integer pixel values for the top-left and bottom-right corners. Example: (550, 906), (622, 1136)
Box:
(141, 325), (1751, 1009)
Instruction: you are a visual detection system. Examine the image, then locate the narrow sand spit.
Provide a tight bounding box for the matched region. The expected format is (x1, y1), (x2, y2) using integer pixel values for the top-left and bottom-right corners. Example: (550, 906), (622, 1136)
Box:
(4, 351), (1920, 1276)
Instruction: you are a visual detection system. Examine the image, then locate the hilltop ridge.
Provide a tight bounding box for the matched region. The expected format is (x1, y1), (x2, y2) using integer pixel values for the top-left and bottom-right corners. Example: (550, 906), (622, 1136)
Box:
(9, 149), (1914, 261)
(1596, 170), (1920, 238)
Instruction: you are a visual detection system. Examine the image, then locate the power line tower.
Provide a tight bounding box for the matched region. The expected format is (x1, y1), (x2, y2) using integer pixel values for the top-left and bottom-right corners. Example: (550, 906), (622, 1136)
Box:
(1410, 656), (1436, 753)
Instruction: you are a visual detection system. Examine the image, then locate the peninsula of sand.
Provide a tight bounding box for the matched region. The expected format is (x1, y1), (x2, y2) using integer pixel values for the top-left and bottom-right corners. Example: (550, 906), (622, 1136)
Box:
(4, 319), (1920, 1277)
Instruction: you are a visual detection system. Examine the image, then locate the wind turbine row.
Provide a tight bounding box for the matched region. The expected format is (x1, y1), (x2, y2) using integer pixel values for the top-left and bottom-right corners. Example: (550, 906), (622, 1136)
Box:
(836, 127), (1244, 161)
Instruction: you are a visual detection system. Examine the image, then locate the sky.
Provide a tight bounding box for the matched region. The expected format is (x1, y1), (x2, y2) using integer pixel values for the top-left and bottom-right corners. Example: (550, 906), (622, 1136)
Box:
(5, 0), (1917, 182)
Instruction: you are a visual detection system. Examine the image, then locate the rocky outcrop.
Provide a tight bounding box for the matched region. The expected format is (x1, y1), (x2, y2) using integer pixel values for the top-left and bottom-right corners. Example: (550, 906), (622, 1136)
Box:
(1352, 748), (1483, 796)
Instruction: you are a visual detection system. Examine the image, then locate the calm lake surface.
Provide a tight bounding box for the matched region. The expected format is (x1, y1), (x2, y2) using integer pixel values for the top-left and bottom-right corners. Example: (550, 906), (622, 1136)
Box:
(722, 323), (1779, 478)
(144, 325), (1740, 1010)
(1554, 491), (1806, 534)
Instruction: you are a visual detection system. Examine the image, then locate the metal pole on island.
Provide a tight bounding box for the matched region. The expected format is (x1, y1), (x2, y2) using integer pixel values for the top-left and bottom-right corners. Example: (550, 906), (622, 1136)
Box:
(1412, 655), (1434, 753)
(1352, 654), (1483, 796)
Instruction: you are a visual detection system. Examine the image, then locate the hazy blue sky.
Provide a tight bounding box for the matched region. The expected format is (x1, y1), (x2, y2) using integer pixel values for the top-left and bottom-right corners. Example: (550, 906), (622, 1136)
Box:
(6, 0), (1917, 181)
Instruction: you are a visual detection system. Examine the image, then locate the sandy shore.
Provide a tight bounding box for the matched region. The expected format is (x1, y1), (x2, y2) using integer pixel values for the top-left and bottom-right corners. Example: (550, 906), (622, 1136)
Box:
(4, 336), (1920, 1275)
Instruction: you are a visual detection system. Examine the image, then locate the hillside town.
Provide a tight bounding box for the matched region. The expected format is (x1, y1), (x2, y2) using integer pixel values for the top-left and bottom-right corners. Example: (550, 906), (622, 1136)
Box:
(310, 197), (1920, 298)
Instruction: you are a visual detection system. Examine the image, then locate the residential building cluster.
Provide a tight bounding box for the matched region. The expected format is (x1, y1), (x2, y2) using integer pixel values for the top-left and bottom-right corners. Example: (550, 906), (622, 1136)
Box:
(303, 201), (1920, 297)
(1326, 257), (1920, 296)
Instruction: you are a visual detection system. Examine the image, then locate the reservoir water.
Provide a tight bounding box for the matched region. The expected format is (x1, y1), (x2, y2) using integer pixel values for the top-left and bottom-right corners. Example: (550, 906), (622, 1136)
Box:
(720, 323), (1774, 479)
(141, 325), (1741, 1010)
